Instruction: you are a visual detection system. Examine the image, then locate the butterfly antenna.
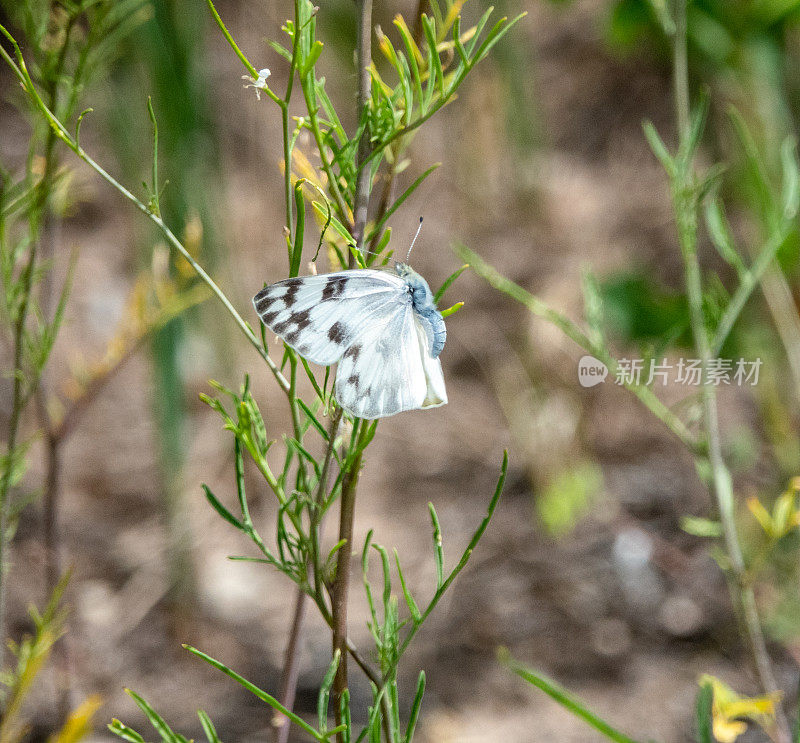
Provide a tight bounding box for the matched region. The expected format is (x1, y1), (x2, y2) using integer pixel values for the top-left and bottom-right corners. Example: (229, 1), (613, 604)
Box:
(406, 217), (423, 262)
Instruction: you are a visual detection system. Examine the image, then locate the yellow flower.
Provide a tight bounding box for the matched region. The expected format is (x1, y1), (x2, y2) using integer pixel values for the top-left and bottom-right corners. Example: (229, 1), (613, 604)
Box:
(699, 674), (780, 743)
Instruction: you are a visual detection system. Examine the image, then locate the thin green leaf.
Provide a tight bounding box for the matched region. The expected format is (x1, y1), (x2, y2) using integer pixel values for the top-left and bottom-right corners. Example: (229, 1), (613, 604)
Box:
(291, 182), (306, 277)
(678, 90), (709, 167)
(440, 301), (463, 318)
(312, 201), (354, 244)
(421, 16), (444, 98)
(301, 40), (324, 78)
(501, 651), (643, 743)
(366, 164), (440, 246)
(297, 399), (329, 441)
(234, 437), (252, 526)
(781, 136), (799, 220)
(125, 689), (184, 743)
(473, 14), (527, 66)
(184, 645), (325, 741)
(394, 17), (424, 114)
(581, 268), (606, 349)
(404, 672), (425, 743)
(395, 550), (421, 622)
(704, 199), (748, 280)
(197, 711), (222, 743)
(642, 121), (674, 176)
(695, 682), (713, 743)
(318, 650), (341, 733)
(108, 720), (146, 743)
(466, 7), (494, 56)
(428, 503), (444, 589)
(202, 484), (243, 530)
(434, 263), (468, 303)
(287, 436), (322, 479)
(300, 357), (326, 404)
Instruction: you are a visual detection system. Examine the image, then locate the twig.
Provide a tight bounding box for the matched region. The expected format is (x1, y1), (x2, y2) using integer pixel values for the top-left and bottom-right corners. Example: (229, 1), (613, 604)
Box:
(331, 2), (373, 738)
(351, 0), (373, 245)
(40, 417), (75, 721)
(331, 439), (363, 740)
(273, 588), (307, 743)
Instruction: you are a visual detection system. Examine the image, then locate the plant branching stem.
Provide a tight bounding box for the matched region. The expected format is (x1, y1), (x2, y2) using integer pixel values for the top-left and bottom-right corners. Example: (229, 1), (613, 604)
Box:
(670, 4), (789, 740)
(0, 56), (63, 665)
(274, 587), (307, 743)
(711, 229), (786, 357)
(0, 32), (291, 394)
(457, 246), (700, 454)
(331, 439), (363, 740)
(331, 3), (373, 738)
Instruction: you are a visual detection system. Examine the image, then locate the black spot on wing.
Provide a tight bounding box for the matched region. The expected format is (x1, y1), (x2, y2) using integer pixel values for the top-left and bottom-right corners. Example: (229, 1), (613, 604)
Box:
(347, 374), (359, 390)
(283, 281), (301, 307)
(328, 321), (346, 344)
(273, 318), (293, 335)
(321, 276), (348, 302)
(254, 287), (277, 314)
(344, 344), (361, 362)
(293, 309), (312, 330)
(260, 310), (280, 326)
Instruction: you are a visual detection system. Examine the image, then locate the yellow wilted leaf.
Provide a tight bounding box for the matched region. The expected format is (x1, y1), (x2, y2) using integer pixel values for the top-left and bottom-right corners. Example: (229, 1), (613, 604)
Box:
(368, 63), (394, 98)
(392, 15), (423, 66)
(747, 496), (773, 535)
(699, 674), (780, 743)
(48, 695), (103, 743)
(177, 210), (203, 281)
(290, 148), (326, 192)
(443, 0), (467, 39)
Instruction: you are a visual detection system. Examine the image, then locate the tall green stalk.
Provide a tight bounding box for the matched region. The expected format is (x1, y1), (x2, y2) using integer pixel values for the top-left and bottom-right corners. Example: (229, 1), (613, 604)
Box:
(670, 2), (789, 740)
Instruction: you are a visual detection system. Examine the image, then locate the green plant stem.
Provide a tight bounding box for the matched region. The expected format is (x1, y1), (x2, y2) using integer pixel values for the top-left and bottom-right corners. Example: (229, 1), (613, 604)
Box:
(299, 76), (350, 226)
(755, 264), (800, 395)
(711, 228), (786, 356)
(457, 246), (700, 454)
(670, 4), (789, 740)
(0, 313), (30, 673)
(673, 0), (690, 139)
(0, 32), (291, 395)
(0, 46), (65, 667)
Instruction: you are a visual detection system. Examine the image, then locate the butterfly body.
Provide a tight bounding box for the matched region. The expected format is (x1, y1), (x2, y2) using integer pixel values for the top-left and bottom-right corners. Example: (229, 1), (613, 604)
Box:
(395, 263), (446, 358)
(253, 264), (447, 419)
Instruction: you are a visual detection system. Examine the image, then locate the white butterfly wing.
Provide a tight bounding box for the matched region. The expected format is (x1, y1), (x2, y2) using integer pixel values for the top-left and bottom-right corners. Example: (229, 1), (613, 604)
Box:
(253, 270), (406, 365)
(335, 302), (448, 419)
(414, 317), (447, 409)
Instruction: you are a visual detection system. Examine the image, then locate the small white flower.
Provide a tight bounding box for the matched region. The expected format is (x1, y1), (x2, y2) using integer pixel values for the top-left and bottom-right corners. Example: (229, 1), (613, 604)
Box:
(242, 68), (271, 99)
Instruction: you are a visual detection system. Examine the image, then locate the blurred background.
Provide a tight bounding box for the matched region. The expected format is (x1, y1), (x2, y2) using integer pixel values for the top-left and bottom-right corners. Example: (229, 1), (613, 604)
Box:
(3, 0), (800, 740)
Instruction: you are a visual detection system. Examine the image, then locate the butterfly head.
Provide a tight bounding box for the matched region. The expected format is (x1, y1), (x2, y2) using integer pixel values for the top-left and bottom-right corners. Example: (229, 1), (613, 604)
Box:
(395, 262), (431, 297)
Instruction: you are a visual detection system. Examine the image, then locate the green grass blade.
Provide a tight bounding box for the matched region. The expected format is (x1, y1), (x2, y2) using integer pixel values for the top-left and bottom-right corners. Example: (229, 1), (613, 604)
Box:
(434, 263), (468, 303)
(202, 484), (243, 530)
(197, 711), (222, 743)
(500, 652), (643, 743)
(183, 645), (324, 741)
(695, 682), (713, 743)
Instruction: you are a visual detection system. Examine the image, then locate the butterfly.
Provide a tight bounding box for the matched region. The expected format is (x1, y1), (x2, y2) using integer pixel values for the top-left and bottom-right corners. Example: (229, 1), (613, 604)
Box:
(252, 259), (448, 420)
